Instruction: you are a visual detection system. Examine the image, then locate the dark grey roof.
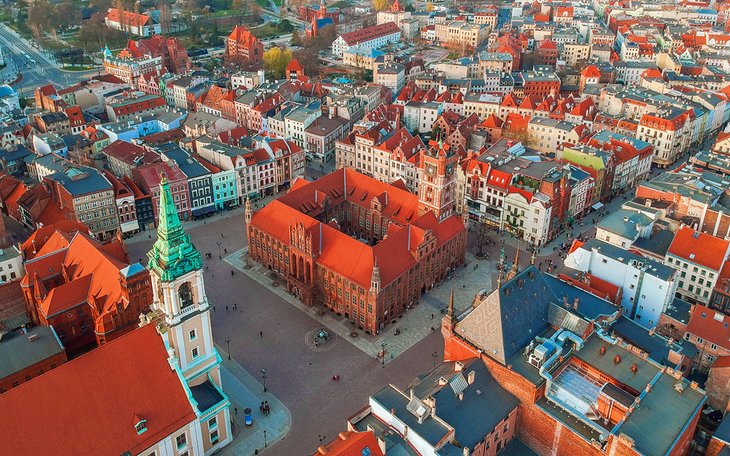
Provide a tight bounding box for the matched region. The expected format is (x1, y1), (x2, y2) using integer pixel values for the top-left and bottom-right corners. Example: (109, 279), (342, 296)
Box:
(190, 380), (225, 412)
(456, 266), (553, 364)
(664, 297), (692, 325)
(611, 316), (675, 366)
(601, 382), (635, 407)
(162, 148), (210, 179)
(715, 413), (730, 445)
(632, 228), (674, 258)
(0, 327), (65, 379)
(498, 439), (539, 456)
(0, 144), (33, 163)
(576, 333), (659, 392)
(543, 274), (619, 321)
(428, 361), (518, 448)
(619, 373), (705, 456)
(48, 166), (112, 197)
(371, 385), (450, 446)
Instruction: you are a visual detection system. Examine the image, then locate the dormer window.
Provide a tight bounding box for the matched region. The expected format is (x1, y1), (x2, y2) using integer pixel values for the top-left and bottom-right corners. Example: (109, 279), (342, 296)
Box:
(134, 415), (147, 435)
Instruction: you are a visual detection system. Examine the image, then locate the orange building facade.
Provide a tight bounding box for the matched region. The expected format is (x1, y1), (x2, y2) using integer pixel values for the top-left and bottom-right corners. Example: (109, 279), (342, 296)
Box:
(246, 168), (466, 334)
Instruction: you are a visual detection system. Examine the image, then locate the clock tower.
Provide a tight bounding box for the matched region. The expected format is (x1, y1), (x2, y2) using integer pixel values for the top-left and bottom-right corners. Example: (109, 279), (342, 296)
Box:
(417, 140), (458, 220)
(147, 174), (232, 454)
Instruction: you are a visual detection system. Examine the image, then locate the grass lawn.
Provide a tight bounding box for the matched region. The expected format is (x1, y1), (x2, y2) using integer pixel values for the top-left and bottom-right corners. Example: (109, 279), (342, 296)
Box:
(61, 65), (95, 71)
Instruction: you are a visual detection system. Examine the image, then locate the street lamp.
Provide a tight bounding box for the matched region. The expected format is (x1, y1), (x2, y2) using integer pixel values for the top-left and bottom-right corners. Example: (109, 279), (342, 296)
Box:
(260, 368), (268, 392)
(216, 241), (222, 259)
(225, 337), (231, 360)
(263, 430), (268, 448)
(432, 351), (438, 368)
(381, 342), (386, 367)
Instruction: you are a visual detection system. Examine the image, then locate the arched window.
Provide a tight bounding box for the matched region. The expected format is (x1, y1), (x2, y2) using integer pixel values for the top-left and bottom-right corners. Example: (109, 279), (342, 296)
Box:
(179, 282), (194, 309)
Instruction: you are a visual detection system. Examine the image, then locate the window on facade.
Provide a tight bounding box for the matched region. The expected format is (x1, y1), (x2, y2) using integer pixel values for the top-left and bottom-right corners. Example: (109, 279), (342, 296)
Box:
(209, 417), (217, 429)
(192, 347), (199, 359)
(176, 434), (187, 450)
(210, 430), (219, 444)
(189, 329), (197, 341)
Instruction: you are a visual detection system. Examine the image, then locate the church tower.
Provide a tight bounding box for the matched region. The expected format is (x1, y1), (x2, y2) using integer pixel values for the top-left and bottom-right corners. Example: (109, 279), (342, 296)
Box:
(417, 140), (458, 220)
(147, 175), (232, 454)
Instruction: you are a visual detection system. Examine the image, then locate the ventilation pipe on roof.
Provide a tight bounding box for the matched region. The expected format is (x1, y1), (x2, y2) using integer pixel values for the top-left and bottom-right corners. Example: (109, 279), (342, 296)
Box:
(536, 329), (584, 401)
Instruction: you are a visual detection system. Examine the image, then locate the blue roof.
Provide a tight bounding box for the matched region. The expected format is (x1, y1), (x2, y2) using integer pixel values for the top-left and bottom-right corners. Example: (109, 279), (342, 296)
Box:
(120, 262), (146, 278)
(0, 85), (16, 98)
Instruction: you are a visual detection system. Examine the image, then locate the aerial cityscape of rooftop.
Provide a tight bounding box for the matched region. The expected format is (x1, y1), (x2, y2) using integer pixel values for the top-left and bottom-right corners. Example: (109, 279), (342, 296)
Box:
(2, 0), (730, 454)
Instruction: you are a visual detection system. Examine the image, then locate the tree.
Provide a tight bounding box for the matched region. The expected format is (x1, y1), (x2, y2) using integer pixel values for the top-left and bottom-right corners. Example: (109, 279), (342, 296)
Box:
(263, 46), (292, 79)
(373, 0), (388, 11)
(473, 222), (490, 257)
(291, 28), (303, 46)
(277, 18), (293, 33)
(425, 1), (434, 11)
(158, 1), (172, 33)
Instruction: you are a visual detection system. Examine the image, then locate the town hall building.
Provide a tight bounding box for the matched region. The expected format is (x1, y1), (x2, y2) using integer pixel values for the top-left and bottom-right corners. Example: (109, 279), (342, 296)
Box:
(246, 150), (467, 334)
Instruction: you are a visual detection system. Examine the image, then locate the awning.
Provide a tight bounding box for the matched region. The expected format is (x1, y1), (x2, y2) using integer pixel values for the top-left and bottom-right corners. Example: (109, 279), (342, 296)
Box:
(192, 205), (216, 217)
(592, 202), (604, 210)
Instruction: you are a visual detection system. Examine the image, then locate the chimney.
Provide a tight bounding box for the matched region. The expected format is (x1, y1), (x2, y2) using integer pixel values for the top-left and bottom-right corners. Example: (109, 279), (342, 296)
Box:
(563, 295), (568, 307)
(458, 392), (464, 401)
(438, 376), (448, 386)
(630, 363), (638, 374)
(28, 333), (39, 342)
(573, 296), (580, 311)
(317, 446), (329, 455)
(338, 432), (349, 441)
(467, 370), (476, 385)
(600, 345), (606, 355)
(454, 361), (464, 372)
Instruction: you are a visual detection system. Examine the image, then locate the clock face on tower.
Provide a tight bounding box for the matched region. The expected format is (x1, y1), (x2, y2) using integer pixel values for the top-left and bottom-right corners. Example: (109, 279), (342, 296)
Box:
(426, 163), (436, 176)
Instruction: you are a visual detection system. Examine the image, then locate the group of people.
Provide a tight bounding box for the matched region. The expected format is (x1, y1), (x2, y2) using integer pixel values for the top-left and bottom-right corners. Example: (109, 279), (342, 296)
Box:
(260, 401), (270, 415)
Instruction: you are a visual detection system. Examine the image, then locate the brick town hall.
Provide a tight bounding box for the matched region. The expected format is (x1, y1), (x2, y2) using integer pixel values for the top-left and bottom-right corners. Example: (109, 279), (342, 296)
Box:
(246, 141), (467, 334)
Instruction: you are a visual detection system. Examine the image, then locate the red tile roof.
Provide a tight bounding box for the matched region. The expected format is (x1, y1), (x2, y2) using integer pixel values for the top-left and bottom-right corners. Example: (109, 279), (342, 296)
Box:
(340, 22), (400, 46)
(668, 226), (729, 271)
(686, 304), (730, 350)
(0, 324), (197, 456)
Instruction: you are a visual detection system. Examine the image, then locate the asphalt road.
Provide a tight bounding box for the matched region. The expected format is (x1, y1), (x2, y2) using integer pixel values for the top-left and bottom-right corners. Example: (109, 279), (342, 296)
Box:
(127, 208), (445, 455)
(0, 24), (97, 92)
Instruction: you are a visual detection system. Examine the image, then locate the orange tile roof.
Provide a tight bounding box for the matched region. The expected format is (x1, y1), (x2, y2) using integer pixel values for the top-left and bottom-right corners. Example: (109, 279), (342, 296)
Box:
(251, 169), (464, 288)
(668, 226), (729, 271)
(0, 324), (196, 456)
(105, 8), (151, 27)
(686, 304), (730, 350)
(312, 431), (385, 456)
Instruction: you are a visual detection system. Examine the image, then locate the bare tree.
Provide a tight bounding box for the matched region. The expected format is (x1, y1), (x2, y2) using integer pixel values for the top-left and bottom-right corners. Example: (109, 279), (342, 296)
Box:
(473, 222), (490, 257)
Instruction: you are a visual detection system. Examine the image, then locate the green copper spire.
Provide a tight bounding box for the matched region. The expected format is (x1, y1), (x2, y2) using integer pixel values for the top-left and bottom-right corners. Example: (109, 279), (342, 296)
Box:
(147, 173), (203, 282)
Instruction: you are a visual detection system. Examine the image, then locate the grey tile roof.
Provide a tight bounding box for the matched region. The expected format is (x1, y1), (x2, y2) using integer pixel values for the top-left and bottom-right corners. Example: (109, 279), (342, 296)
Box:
(0, 327), (65, 379)
(597, 208), (652, 239)
(456, 266), (553, 364)
(611, 316), (676, 365)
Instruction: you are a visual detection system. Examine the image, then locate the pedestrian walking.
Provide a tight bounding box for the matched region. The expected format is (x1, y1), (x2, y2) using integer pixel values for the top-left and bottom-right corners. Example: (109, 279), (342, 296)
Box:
(230, 270), (234, 276)
(431, 313), (434, 320)
(224, 248), (227, 254)
(213, 306), (216, 312)
(226, 305), (229, 312)
(260, 330), (263, 338)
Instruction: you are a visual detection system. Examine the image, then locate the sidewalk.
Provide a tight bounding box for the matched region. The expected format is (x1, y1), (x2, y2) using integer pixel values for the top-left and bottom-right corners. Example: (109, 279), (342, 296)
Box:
(217, 346), (291, 455)
(226, 248), (491, 363)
